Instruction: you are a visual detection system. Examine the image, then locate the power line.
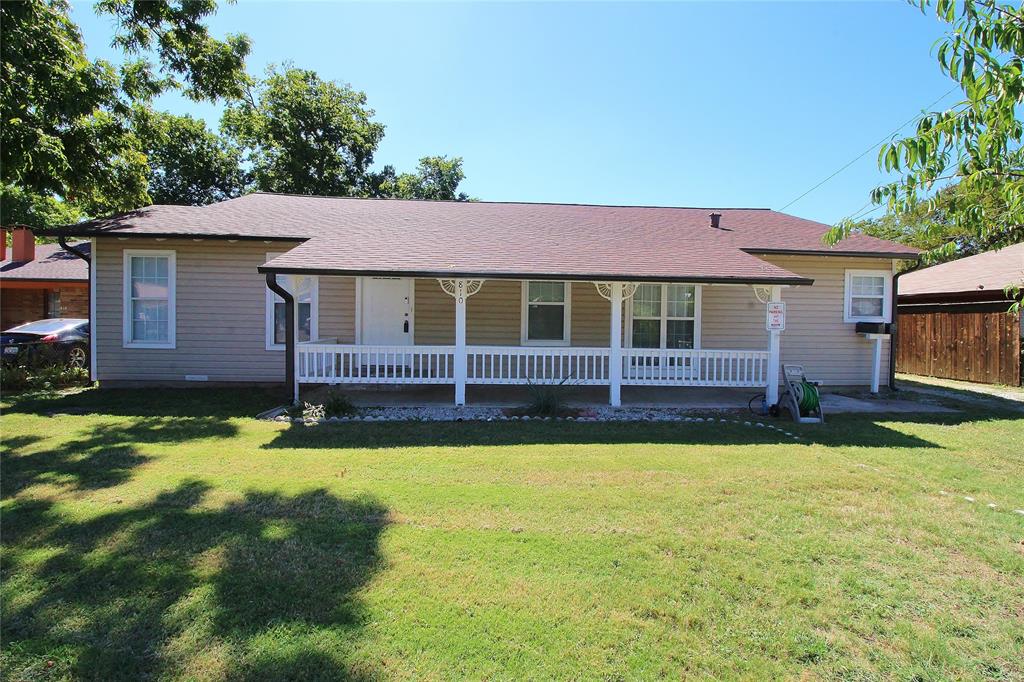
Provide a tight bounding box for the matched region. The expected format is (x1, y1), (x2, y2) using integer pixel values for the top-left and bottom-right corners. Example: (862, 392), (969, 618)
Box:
(778, 88), (958, 212)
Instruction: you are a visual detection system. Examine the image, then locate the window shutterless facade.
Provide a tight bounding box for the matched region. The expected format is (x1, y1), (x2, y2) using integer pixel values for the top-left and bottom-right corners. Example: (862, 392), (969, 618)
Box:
(123, 250), (176, 348)
(627, 283), (700, 349)
(521, 281), (571, 345)
(844, 270), (892, 323)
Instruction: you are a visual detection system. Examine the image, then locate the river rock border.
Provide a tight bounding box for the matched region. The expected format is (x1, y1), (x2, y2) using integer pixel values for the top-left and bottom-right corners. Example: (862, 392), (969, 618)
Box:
(264, 406), (803, 441)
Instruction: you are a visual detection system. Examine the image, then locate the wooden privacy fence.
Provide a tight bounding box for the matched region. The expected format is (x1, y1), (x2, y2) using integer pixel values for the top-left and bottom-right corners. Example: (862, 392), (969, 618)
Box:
(897, 309), (1022, 385)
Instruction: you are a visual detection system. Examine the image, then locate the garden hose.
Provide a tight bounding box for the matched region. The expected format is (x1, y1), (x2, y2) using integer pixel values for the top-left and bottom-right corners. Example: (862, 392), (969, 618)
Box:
(792, 380), (820, 415)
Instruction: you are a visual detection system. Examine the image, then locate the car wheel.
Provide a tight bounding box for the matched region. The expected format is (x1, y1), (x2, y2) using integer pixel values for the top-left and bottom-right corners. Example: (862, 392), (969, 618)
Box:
(67, 344), (88, 369)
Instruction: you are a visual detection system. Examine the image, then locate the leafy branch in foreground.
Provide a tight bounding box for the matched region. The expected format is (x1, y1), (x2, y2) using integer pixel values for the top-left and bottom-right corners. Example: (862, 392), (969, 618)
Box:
(828, 0), (1024, 261)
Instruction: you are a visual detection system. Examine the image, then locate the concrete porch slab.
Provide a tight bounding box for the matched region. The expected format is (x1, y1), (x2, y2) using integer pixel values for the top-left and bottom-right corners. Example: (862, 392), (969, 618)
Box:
(301, 384), (955, 413)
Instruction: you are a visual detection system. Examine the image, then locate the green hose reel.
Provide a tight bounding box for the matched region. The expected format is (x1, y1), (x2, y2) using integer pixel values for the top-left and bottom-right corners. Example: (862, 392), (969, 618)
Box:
(792, 379), (820, 415)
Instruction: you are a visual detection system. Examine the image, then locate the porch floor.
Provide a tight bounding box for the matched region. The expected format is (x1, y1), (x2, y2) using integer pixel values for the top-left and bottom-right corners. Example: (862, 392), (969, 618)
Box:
(300, 384), (955, 413)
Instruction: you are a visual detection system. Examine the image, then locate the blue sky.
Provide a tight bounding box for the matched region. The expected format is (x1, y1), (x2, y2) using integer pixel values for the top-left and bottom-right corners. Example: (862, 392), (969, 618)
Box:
(72, 1), (956, 225)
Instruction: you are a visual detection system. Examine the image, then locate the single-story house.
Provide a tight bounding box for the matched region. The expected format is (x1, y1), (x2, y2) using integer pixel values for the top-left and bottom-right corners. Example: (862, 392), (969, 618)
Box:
(897, 242), (1023, 385)
(1, 228), (90, 330)
(43, 193), (919, 405)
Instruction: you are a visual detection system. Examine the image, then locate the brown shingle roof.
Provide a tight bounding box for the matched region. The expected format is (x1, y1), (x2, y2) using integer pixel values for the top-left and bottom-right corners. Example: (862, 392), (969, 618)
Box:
(900, 242), (1024, 296)
(0, 242), (89, 282)
(43, 193), (919, 284)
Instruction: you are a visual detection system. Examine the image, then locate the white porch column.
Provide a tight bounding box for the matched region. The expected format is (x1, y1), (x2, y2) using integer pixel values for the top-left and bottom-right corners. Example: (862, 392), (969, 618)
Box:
(454, 279), (468, 406)
(609, 282), (623, 407)
(437, 278), (484, 406)
(766, 286), (782, 405)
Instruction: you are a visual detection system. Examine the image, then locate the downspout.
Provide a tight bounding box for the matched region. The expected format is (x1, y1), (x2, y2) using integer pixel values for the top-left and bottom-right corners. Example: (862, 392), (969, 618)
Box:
(266, 273), (297, 404)
(888, 268), (905, 391)
(58, 234), (90, 264)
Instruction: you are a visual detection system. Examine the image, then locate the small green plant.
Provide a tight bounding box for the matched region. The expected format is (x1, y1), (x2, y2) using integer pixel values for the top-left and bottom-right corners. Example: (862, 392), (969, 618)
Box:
(0, 346), (90, 393)
(322, 388), (357, 417)
(522, 376), (575, 418)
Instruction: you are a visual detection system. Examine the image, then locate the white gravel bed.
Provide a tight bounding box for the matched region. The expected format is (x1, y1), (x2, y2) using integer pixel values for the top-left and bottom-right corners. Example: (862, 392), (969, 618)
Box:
(265, 405), (802, 440)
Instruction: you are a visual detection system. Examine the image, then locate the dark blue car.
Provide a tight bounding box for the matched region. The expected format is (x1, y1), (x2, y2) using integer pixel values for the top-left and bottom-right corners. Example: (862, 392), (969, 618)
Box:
(1, 318), (89, 368)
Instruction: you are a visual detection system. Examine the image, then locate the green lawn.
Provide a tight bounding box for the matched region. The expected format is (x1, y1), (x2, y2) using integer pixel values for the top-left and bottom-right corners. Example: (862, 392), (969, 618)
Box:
(2, 388), (1022, 680)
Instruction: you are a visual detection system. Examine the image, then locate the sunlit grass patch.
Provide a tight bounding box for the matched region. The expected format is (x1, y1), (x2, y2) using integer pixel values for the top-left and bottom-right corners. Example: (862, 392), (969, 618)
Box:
(1, 387), (1022, 679)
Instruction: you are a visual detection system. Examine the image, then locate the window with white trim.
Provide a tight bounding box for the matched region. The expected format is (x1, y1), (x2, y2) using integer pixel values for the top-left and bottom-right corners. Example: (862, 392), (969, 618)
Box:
(266, 259), (318, 349)
(844, 270), (892, 323)
(521, 281), (571, 345)
(123, 250), (175, 348)
(629, 283), (699, 349)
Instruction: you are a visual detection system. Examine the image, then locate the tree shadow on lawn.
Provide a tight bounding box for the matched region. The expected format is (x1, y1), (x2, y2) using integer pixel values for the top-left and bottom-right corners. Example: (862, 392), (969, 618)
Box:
(1, 416), (237, 498)
(256, 411), (998, 451)
(2, 481), (389, 681)
(2, 386), (282, 419)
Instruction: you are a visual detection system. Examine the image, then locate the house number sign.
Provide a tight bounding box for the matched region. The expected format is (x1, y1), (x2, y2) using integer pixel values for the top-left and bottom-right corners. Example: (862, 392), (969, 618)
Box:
(766, 302), (786, 331)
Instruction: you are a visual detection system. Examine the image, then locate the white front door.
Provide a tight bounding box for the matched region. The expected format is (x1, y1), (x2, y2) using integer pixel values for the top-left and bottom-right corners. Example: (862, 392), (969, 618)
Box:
(361, 277), (413, 345)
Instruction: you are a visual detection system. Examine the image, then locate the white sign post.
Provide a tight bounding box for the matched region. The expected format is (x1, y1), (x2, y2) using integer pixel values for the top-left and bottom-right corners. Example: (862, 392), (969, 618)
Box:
(766, 302), (786, 331)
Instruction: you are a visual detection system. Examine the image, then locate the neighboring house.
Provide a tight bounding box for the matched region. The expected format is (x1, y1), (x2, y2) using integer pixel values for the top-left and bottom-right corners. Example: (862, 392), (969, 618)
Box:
(898, 242), (1024, 386)
(0, 228), (90, 330)
(42, 193), (918, 405)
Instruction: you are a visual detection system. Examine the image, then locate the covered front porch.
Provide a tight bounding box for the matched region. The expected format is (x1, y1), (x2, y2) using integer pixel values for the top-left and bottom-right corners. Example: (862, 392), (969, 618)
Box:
(270, 276), (787, 407)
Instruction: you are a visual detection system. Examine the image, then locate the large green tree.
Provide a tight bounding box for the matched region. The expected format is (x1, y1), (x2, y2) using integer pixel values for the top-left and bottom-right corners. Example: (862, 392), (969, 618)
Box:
(369, 156), (471, 201)
(850, 180), (1024, 264)
(222, 67), (385, 196)
(831, 0), (1024, 257)
(0, 0), (249, 227)
(135, 110), (248, 205)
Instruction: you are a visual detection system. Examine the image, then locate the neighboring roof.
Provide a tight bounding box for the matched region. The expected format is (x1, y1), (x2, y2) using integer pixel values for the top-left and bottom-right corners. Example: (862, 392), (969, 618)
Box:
(899, 242), (1024, 297)
(40, 193), (919, 284)
(0, 241), (89, 282)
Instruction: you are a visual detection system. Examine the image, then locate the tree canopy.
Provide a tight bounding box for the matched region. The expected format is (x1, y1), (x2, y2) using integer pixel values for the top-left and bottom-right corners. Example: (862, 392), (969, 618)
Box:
(369, 156), (471, 201)
(222, 67), (386, 197)
(830, 0), (1024, 260)
(135, 110), (247, 205)
(0, 0), (250, 228)
(1, 1), (470, 229)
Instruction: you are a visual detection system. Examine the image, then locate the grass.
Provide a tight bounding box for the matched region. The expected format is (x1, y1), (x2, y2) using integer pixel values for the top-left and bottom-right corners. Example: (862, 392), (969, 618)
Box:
(2, 388), (1022, 680)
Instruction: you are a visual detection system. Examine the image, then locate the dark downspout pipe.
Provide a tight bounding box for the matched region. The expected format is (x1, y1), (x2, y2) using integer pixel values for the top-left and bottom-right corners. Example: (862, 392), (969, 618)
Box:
(888, 270), (903, 391)
(58, 234), (90, 264)
(266, 273), (297, 405)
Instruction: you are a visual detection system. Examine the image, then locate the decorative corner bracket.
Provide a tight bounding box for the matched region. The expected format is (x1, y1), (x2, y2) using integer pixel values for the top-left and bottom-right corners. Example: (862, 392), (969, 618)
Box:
(593, 282), (638, 301)
(437, 278), (485, 303)
(752, 285), (773, 305)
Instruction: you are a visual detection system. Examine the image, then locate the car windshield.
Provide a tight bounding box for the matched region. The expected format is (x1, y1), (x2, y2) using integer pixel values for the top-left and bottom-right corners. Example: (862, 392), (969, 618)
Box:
(4, 319), (85, 334)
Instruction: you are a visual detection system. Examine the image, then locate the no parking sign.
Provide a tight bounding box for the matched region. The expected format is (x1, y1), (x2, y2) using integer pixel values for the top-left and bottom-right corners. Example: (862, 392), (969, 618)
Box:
(766, 302), (786, 331)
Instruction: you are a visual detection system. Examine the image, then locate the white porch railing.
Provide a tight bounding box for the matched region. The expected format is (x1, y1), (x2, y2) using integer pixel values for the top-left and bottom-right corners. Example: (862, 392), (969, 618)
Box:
(298, 344), (455, 383)
(298, 344), (767, 388)
(621, 348), (768, 387)
(467, 346), (610, 385)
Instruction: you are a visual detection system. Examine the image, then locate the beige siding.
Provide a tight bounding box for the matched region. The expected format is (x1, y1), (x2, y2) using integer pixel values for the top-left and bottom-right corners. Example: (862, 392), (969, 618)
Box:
(572, 282), (613, 346)
(94, 240), (894, 387)
(319, 276), (356, 343)
(413, 279), (454, 344)
(703, 256), (894, 386)
(94, 238), (343, 383)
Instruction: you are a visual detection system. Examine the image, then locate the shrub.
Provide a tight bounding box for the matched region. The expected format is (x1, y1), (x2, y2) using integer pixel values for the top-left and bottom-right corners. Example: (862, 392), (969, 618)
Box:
(0, 348), (90, 393)
(322, 388), (357, 417)
(523, 382), (566, 417)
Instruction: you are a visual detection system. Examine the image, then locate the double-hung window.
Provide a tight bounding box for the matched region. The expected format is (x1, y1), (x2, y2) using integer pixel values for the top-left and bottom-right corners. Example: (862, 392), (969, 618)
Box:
(123, 250), (175, 348)
(521, 281), (571, 345)
(46, 291), (61, 318)
(844, 270), (892, 323)
(266, 255), (318, 349)
(629, 283), (699, 349)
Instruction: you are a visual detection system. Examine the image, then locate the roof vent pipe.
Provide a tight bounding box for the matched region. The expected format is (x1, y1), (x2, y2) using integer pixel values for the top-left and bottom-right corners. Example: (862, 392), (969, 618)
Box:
(709, 212), (722, 229)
